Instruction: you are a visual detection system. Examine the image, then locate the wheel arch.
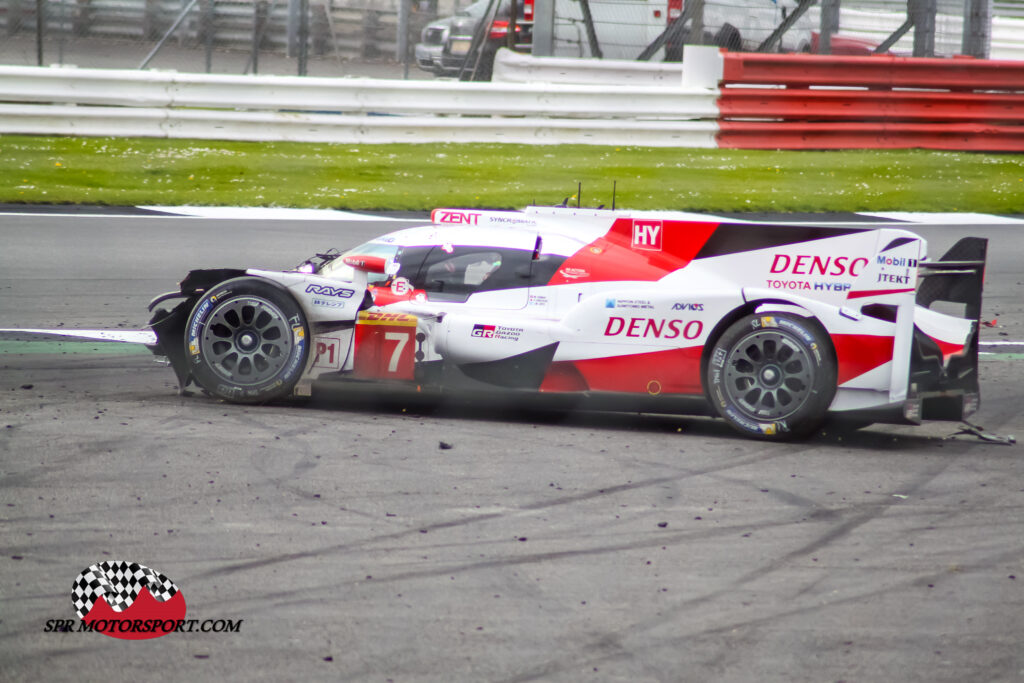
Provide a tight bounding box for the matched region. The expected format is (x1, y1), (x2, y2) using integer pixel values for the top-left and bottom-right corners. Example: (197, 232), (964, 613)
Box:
(148, 271), (304, 393)
(182, 274), (312, 403)
(699, 298), (838, 398)
(701, 301), (841, 439)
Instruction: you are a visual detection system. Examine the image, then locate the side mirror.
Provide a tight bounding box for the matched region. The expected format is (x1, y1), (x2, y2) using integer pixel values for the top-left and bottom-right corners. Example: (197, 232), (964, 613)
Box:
(342, 254), (388, 274)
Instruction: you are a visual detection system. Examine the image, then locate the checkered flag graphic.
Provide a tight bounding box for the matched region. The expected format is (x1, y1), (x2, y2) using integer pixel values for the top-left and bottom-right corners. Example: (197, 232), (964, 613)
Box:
(72, 561), (179, 619)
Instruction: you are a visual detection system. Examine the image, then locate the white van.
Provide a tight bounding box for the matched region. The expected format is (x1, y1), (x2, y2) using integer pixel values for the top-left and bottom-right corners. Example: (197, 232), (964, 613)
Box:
(551, 0), (813, 60)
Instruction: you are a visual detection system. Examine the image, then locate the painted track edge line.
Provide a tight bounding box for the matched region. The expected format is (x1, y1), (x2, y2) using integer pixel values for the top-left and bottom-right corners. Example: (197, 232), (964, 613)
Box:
(0, 328), (158, 344)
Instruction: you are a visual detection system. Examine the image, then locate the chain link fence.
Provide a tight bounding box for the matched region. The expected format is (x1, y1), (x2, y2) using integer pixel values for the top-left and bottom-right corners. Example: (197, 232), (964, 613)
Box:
(0, 0), (1019, 76)
(547, 0), (1019, 61)
(0, 0), (471, 76)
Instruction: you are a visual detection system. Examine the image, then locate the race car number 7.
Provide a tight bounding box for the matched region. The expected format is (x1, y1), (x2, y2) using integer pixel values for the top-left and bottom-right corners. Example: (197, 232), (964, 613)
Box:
(384, 331), (410, 373)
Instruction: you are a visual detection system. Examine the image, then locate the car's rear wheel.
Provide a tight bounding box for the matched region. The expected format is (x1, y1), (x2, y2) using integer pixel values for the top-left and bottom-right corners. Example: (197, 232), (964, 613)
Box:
(184, 277), (309, 403)
(706, 313), (836, 439)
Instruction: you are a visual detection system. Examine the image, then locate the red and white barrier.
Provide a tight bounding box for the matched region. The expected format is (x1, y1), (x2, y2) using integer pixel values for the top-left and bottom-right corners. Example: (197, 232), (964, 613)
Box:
(712, 49), (1024, 151)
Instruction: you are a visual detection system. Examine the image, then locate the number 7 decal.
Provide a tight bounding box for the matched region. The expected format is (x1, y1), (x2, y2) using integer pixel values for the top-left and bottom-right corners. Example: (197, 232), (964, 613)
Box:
(353, 311), (418, 381)
(384, 331), (410, 373)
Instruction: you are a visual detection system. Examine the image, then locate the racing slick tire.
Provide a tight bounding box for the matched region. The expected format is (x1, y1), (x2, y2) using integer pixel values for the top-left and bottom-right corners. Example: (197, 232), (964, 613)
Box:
(706, 313), (837, 440)
(184, 277), (310, 404)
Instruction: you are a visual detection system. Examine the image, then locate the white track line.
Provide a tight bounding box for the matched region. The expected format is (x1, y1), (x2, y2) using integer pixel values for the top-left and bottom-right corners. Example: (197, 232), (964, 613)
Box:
(138, 206), (420, 221)
(0, 328), (157, 344)
(862, 212), (1024, 225)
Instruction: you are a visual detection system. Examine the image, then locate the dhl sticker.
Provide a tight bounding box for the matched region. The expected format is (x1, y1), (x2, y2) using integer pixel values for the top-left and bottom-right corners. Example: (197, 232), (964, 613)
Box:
(358, 310), (418, 327)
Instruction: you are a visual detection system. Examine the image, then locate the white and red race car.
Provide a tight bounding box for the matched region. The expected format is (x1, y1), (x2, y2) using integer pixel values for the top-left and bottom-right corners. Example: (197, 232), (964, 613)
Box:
(148, 206), (987, 439)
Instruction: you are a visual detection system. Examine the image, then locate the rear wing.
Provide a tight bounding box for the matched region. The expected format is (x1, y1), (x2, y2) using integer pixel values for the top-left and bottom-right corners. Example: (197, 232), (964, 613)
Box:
(916, 237), (987, 321)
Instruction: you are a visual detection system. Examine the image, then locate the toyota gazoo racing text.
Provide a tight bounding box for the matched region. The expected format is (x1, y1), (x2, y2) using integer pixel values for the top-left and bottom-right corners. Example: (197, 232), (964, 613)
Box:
(148, 206), (987, 440)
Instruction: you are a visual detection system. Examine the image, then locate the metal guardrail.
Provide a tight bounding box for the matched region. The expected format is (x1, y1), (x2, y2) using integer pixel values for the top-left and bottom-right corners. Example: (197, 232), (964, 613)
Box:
(492, 48), (685, 86)
(0, 63), (718, 117)
(720, 51), (1024, 88)
(0, 102), (720, 145)
(0, 59), (720, 146)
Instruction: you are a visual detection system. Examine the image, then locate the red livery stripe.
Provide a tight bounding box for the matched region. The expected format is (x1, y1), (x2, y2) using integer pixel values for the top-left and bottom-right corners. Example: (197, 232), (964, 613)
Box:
(540, 346), (704, 394)
(831, 334), (895, 385)
(847, 288), (915, 299)
(547, 218), (720, 285)
(933, 338), (966, 361)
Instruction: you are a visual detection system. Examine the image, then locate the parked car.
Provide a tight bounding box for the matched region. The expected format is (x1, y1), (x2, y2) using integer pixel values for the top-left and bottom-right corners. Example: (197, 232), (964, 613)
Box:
(416, 0), (533, 79)
(414, 9), (462, 75)
(148, 205), (986, 441)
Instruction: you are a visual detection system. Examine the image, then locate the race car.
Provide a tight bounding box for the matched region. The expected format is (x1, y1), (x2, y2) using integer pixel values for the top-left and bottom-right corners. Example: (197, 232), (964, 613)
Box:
(147, 206), (987, 440)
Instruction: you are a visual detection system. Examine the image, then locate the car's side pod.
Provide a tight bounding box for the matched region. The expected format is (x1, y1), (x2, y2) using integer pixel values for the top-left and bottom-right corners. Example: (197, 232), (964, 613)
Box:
(146, 269), (246, 391)
(912, 237), (988, 420)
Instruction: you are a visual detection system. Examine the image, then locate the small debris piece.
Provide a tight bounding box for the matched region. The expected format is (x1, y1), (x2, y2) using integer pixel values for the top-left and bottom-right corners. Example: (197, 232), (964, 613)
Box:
(438, 441), (453, 450)
(657, 522), (668, 528)
(945, 421), (1016, 445)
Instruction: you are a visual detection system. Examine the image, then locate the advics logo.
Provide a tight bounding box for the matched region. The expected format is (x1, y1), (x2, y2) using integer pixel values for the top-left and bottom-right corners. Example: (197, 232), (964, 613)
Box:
(632, 219), (663, 252)
(71, 561), (186, 640)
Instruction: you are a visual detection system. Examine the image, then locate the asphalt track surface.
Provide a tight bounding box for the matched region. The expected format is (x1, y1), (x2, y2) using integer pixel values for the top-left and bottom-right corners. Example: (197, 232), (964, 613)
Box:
(1, 213), (1023, 682)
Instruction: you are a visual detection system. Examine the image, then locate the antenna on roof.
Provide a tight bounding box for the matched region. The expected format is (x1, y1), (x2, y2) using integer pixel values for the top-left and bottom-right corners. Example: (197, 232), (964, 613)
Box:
(577, 182), (582, 208)
(612, 180), (617, 211)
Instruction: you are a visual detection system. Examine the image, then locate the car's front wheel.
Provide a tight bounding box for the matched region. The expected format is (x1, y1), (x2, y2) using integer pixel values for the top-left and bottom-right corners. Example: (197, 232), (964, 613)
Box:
(184, 277), (310, 403)
(706, 313), (836, 439)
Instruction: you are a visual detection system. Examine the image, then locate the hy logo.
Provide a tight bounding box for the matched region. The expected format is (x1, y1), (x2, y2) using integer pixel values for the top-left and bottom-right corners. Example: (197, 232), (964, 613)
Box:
(72, 561), (186, 640)
(631, 219), (663, 252)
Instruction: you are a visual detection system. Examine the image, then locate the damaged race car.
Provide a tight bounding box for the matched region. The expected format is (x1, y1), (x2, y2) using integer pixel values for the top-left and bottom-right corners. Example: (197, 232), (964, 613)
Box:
(148, 206), (987, 440)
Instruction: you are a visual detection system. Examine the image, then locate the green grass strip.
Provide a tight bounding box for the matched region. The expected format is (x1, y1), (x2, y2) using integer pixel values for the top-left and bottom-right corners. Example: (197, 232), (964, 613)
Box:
(0, 340), (150, 355)
(2, 135), (1023, 213)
